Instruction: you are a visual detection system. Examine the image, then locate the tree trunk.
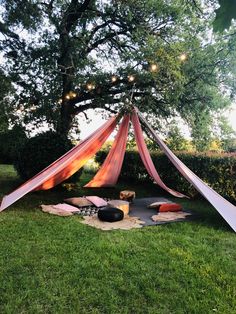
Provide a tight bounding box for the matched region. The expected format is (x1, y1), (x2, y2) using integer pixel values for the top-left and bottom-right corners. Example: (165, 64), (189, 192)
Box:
(57, 25), (75, 136)
(58, 100), (74, 136)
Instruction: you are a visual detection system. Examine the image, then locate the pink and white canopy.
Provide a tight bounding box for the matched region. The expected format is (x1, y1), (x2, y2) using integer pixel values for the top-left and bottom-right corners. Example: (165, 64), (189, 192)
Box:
(0, 108), (236, 232)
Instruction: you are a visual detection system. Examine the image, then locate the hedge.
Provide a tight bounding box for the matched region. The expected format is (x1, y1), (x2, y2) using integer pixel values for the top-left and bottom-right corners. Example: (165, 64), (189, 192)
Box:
(95, 150), (236, 201)
(0, 126), (27, 164)
(14, 131), (83, 182)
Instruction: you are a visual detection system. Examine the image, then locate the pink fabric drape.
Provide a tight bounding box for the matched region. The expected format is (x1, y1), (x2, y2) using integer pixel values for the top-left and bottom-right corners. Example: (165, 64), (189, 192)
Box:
(85, 115), (130, 187)
(0, 116), (118, 211)
(131, 110), (187, 198)
(136, 108), (236, 232)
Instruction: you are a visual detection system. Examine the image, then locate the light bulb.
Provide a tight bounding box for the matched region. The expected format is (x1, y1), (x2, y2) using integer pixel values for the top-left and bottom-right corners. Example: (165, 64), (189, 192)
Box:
(111, 75), (117, 83)
(150, 64), (158, 72)
(87, 83), (94, 90)
(179, 53), (187, 61)
(128, 75), (135, 82)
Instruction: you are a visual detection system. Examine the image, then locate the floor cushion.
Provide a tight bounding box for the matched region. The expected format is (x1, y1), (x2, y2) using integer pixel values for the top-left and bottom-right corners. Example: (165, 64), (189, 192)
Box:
(120, 190), (136, 202)
(159, 203), (182, 212)
(41, 205), (73, 216)
(86, 196), (108, 207)
(98, 207), (124, 222)
(53, 203), (80, 212)
(147, 201), (169, 209)
(108, 200), (129, 215)
(64, 197), (93, 207)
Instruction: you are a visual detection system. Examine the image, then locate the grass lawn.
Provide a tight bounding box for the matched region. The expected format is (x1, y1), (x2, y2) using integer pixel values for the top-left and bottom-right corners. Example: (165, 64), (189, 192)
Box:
(0, 164), (235, 314)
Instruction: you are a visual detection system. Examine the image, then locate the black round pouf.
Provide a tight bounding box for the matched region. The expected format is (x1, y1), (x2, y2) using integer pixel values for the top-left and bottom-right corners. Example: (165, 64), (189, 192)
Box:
(98, 207), (124, 222)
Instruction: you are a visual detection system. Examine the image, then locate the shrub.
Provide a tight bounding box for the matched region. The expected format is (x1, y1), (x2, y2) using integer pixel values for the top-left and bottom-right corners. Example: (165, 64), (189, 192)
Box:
(0, 125), (27, 164)
(83, 158), (100, 174)
(96, 150), (236, 201)
(14, 131), (83, 183)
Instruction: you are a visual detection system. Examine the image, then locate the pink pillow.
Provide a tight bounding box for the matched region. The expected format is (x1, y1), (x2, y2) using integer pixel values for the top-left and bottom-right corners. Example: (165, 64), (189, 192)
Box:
(64, 197), (92, 207)
(85, 196), (107, 207)
(53, 203), (80, 212)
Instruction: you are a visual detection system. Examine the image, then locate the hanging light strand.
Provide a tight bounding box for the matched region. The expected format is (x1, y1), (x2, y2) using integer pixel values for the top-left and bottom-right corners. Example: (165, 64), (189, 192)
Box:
(57, 53), (188, 104)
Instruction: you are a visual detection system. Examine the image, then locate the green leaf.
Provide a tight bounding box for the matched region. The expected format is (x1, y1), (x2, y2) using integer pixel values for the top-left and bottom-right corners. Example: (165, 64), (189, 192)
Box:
(213, 0), (236, 32)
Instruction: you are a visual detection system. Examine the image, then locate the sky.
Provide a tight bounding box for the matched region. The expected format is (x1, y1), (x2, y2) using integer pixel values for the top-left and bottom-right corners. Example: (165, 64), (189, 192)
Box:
(77, 110), (115, 140)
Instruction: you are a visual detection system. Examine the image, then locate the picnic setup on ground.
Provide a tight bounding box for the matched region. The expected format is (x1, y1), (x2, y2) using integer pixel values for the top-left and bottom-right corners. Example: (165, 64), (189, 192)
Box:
(40, 192), (192, 231)
(0, 106), (236, 232)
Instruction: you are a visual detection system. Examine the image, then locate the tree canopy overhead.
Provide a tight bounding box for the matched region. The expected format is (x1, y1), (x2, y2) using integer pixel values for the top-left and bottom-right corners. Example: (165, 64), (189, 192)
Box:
(0, 0), (236, 139)
(213, 0), (236, 32)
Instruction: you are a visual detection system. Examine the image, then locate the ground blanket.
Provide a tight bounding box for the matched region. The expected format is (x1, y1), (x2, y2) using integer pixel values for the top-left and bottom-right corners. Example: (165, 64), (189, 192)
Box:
(81, 215), (145, 230)
(129, 197), (192, 226)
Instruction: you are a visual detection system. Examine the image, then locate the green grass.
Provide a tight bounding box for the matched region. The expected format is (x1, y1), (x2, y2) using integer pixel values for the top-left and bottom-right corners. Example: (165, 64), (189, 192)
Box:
(0, 164), (235, 314)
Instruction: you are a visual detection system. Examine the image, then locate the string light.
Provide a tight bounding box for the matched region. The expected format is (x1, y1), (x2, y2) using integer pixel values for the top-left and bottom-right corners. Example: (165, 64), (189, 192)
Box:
(111, 75), (118, 83)
(150, 64), (158, 72)
(128, 75), (135, 82)
(57, 56), (188, 102)
(87, 83), (95, 90)
(179, 53), (187, 61)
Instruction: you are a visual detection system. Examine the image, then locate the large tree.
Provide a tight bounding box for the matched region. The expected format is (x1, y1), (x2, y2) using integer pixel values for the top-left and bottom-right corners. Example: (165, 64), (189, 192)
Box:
(0, 69), (14, 132)
(213, 0), (236, 32)
(0, 0), (236, 137)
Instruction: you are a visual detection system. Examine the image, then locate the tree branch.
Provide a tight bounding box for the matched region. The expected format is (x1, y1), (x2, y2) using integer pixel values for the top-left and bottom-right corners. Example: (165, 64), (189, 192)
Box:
(63, 0), (92, 33)
(71, 100), (118, 116)
(0, 22), (19, 40)
(86, 30), (129, 54)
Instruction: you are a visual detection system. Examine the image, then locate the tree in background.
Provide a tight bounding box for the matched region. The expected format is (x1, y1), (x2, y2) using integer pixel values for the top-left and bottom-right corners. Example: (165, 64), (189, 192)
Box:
(0, 125), (27, 163)
(0, 69), (27, 163)
(218, 116), (236, 151)
(226, 139), (236, 152)
(0, 70), (14, 133)
(213, 0), (236, 32)
(0, 0), (235, 141)
(165, 121), (190, 151)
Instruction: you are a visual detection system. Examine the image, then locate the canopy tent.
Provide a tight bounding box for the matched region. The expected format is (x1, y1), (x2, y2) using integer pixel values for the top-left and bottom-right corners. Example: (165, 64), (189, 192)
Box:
(0, 107), (236, 232)
(84, 114), (130, 188)
(0, 115), (118, 210)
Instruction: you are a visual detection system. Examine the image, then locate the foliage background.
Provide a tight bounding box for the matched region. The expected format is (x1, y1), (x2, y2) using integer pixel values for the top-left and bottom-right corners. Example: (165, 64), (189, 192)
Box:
(0, 0), (236, 145)
(96, 150), (236, 201)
